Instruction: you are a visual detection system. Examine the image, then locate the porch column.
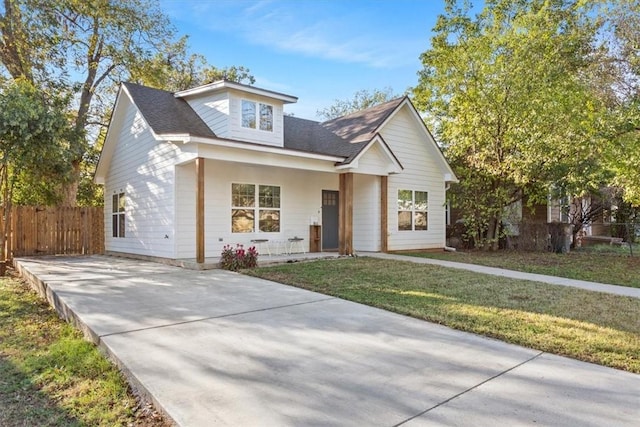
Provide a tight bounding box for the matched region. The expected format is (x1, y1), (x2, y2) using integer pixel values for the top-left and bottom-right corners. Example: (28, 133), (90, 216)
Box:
(196, 157), (205, 264)
(380, 175), (388, 252)
(339, 173), (353, 255)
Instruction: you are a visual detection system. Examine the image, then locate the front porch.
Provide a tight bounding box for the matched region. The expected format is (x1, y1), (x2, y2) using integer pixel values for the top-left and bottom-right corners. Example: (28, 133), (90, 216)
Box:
(180, 157), (392, 265)
(131, 251), (346, 270)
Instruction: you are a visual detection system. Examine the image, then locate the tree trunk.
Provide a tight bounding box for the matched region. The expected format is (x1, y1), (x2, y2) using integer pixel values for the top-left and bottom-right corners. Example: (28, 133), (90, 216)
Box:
(482, 216), (500, 251)
(60, 160), (81, 207)
(59, 21), (102, 208)
(0, 0), (34, 82)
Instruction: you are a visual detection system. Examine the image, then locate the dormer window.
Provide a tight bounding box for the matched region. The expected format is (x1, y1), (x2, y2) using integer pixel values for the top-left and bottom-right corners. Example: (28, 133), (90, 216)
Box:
(242, 99), (273, 132)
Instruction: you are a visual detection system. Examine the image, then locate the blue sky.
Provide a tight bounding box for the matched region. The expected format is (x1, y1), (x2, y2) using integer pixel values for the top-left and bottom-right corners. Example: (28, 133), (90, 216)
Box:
(160, 0), (449, 120)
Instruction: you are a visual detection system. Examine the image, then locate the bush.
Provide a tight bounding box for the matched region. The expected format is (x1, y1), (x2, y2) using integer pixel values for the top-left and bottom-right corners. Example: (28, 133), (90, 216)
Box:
(220, 244), (258, 271)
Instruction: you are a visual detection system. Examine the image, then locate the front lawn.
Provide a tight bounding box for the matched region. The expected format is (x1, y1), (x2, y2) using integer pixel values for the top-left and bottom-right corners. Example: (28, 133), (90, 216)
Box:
(247, 257), (640, 373)
(0, 274), (169, 426)
(400, 245), (640, 288)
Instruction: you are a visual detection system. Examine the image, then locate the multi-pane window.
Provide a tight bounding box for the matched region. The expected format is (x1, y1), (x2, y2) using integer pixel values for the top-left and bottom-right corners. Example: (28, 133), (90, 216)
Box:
(259, 103), (273, 131)
(322, 191), (337, 206)
(112, 192), (125, 238)
(398, 189), (428, 231)
(232, 183), (280, 233)
(258, 185), (280, 232)
(241, 99), (273, 132)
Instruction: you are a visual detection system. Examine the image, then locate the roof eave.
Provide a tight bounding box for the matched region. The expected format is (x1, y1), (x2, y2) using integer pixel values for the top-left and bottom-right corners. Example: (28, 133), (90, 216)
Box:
(334, 134), (404, 175)
(175, 80), (298, 104)
(188, 135), (346, 162)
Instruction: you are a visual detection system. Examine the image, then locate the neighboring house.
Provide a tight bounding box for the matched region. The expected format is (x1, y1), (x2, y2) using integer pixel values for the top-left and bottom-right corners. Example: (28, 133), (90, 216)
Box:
(95, 80), (457, 264)
(500, 195), (615, 248)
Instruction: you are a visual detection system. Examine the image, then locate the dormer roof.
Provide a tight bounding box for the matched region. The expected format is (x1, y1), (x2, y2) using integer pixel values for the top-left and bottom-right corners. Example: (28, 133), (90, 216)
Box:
(174, 79), (298, 103)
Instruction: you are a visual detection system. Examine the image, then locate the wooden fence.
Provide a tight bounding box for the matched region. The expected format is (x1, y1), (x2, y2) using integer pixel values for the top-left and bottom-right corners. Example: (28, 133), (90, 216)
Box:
(1, 206), (104, 260)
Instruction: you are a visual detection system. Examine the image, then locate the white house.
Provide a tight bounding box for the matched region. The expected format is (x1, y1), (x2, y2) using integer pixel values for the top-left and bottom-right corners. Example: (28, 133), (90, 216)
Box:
(95, 80), (457, 265)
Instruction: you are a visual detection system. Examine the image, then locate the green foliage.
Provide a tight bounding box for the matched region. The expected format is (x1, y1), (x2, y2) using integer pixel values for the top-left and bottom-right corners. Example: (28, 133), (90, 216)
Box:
(1, 0), (254, 206)
(413, 0), (609, 248)
(0, 78), (71, 201)
(220, 244), (259, 271)
(317, 87), (399, 120)
(130, 36), (255, 92)
(595, 0), (640, 206)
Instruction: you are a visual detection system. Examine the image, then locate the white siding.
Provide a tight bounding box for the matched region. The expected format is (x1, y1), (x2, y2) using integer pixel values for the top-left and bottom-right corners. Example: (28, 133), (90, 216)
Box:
(354, 143), (391, 176)
(186, 92), (230, 137)
(176, 160), (338, 258)
(353, 174), (381, 251)
(382, 106), (447, 250)
(227, 90), (284, 147)
(104, 100), (181, 258)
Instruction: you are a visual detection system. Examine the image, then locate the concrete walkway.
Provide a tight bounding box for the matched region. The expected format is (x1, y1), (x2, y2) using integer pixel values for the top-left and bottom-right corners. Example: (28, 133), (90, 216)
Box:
(14, 255), (640, 426)
(365, 252), (640, 299)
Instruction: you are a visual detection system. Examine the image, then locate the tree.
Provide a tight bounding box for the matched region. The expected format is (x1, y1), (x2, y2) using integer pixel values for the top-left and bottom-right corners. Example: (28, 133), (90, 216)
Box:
(129, 36), (255, 92)
(413, 0), (606, 249)
(317, 87), (399, 120)
(1, 0), (254, 207)
(595, 0), (640, 206)
(1, 0), (175, 205)
(0, 78), (70, 266)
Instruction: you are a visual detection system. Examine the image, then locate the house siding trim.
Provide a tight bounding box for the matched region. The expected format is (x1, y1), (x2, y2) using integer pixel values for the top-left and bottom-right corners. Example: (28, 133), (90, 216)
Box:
(196, 157), (205, 263)
(381, 175), (388, 252)
(339, 173), (354, 255)
(378, 99), (457, 183)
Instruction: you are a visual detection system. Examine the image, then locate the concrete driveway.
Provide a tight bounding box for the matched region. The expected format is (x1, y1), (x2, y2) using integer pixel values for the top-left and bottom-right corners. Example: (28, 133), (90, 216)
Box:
(15, 256), (640, 426)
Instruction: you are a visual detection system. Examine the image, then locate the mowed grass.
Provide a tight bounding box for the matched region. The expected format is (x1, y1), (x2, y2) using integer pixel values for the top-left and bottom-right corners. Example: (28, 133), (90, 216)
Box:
(401, 245), (640, 288)
(0, 274), (168, 426)
(247, 257), (640, 373)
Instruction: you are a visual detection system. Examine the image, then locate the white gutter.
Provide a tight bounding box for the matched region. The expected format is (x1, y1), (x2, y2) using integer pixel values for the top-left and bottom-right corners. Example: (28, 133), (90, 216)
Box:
(167, 135), (346, 163)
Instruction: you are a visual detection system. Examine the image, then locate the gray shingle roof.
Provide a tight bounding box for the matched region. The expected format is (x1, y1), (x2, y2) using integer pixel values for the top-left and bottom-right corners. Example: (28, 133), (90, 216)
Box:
(283, 97), (406, 161)
(321, 97), (406, 143)
(122, 82), (405, 162)
(123, 83), (215, 138)
(282, 116), (367, 158)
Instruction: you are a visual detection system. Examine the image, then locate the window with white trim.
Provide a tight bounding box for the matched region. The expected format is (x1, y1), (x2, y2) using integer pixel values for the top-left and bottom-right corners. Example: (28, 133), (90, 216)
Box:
(112, 192), (125, 237)
(398, 189), (428, 231)
(241, 99), (273, 131)
(231, 183), (280, 233)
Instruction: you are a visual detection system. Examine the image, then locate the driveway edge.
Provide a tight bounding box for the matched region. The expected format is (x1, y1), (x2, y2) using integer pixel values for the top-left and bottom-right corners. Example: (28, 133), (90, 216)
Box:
(14, 258), (179, 427)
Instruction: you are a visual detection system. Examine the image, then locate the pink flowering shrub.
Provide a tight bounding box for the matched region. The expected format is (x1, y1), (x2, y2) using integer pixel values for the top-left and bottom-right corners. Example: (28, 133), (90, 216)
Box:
(220, 244), (259, 271)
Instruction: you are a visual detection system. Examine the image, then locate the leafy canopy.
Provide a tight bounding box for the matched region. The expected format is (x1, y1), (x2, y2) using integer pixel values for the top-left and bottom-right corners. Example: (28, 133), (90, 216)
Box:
(0, 0), (254, 206)
(413, 0), (607, 246)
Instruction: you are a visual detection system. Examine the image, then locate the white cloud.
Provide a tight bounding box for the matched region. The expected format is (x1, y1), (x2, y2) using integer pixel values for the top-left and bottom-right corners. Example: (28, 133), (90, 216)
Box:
(187, 0), (421, 69)
(252, 75), (294, 94)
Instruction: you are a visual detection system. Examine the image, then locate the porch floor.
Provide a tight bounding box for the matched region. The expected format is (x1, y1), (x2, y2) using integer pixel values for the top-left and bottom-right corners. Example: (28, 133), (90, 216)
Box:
(179, 251), (345, 270)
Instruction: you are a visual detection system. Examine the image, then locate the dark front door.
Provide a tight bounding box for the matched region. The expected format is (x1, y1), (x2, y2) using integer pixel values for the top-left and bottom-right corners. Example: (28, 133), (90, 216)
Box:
(322, 190), (339, 250)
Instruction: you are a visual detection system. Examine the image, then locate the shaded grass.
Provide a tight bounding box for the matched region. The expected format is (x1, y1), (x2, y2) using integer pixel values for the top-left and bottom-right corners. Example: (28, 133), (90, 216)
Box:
(400, 247), (640, 288)
(247, 257), (640, 373)
(0, 274), (168, 426)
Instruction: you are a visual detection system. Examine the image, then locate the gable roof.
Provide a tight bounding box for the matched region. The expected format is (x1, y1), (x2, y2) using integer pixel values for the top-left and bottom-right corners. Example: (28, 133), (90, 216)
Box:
(122, 83), (215, 139)
(321, 97), (405, 143)
(282, 97), (405, 162)
(108, 82), (454, 182)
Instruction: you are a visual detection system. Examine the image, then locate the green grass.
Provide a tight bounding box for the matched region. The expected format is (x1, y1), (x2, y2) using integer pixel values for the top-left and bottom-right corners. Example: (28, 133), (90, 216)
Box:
(399, 245), (640, 288)
(247, 257), (640, 373)
(0, 274), (168, 426)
